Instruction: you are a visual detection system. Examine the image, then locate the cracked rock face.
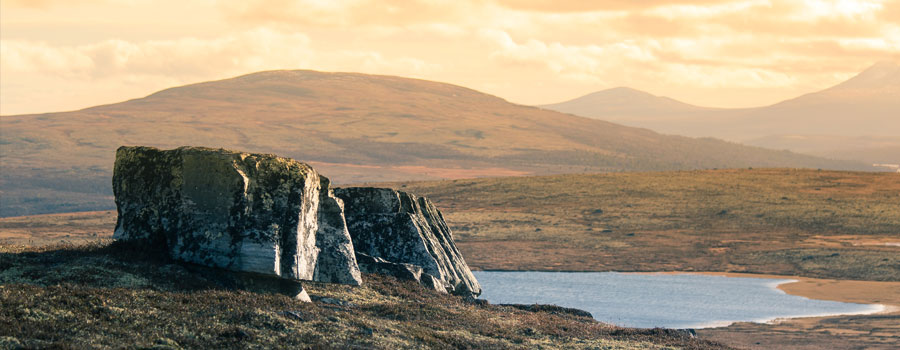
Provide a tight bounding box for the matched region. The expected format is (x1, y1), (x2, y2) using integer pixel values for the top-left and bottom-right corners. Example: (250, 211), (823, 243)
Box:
(334, 187), (482, 297)
(313, 177), (362, 285)
(113, 146), (361, 285)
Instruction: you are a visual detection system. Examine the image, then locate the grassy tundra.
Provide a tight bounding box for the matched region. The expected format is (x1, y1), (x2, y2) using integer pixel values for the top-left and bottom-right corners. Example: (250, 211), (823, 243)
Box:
(385, 169), (900, 281)
(1, 168), (897, 349)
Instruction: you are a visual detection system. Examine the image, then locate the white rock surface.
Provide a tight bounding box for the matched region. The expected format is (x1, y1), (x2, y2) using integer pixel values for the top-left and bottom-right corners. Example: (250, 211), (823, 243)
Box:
(113, 146), (361, 285)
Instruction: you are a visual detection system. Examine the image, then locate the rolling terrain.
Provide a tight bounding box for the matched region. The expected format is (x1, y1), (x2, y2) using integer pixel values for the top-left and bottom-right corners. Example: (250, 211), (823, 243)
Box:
(0, 71), (868, 217)
(542, 62), (900, 164)
(6, 169), (896, 280)
(0, 243), (726, 350)
(2, 168), (898, 349)
(378, 169), (900, 281)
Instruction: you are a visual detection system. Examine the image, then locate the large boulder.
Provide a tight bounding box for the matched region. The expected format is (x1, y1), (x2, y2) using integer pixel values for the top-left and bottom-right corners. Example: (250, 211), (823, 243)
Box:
(112, 146), (361, 286)
(312, 177), (362, 285)
(334, 187), (481, 296)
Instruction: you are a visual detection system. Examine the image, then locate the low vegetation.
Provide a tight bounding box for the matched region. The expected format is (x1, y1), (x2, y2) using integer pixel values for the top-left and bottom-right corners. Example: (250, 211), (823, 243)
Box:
(375, 169), (900, 281)
(4, 169), (897, 282)
(1, 168), (896, 349)
(0, 242), (730, 349)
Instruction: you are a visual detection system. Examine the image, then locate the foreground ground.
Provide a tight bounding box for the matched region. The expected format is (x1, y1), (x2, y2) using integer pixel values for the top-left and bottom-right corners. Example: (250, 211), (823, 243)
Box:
(0, 242), (725, 350)
(1, 168), (898, 349)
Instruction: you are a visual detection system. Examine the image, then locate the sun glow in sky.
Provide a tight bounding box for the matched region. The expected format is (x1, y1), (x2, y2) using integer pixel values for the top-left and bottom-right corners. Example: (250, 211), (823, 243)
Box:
(1, 0), (898, 115)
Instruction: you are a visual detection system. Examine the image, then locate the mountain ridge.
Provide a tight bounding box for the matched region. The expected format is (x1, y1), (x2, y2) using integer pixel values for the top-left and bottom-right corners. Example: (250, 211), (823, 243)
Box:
(0, 69), (869, 216)
(541, 62), (900, 163)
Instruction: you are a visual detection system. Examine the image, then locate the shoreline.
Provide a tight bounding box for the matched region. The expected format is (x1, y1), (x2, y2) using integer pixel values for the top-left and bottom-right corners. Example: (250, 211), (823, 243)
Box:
(476, 270), (898, 329)
(685, 272), (900, 350)
(640, 271), (900, 327)
(642, 271), (900, 305)
(681, 279), (890, 330)
(479, 270), (900, 309)
(679, 303), (890, 330)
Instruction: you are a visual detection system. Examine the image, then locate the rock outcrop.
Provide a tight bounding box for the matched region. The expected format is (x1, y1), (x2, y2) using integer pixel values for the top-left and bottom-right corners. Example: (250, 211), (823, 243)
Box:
(113, 146), (480, 298)
(112, 146), (362, 287)
(334, 187), (481, 296)
(312, 177), (362, 285)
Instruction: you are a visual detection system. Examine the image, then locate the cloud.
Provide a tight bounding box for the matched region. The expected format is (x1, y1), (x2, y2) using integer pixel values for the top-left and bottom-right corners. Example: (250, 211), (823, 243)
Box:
(219, 0), (480, 27)
(3, 0), (107, 8)
(1, 28), (314, 115)
(0, 26), (448, 114)
(1, 28), (313, 80)
(479, 29), (652, 76)
(477, 29), (800, 89)
(492, 0), (738, 12)
(318, 51), (442, 76)
(2, 0), (899, 114)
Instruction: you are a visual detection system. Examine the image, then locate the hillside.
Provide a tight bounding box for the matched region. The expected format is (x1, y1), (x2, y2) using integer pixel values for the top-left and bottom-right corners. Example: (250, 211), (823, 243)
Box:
(540, 87), (722, 124)
(541, 62), (900, 163)
(0, 70), (867, 216)
(0, 242), (726, 350)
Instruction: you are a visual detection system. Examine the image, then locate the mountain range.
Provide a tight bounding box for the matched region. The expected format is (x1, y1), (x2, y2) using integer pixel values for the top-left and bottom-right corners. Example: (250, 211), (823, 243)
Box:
(541, 62), (900, 164)
(0, 70), (869, 216)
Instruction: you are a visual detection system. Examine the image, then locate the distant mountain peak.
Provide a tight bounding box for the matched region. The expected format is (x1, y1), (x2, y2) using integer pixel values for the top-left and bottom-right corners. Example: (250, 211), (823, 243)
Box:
(864, 60), (900, 74)
(598, 86), (652, 95)
(540, 86), (711, 119)
(574, 87), (660, 100)
(833, 60), (900, 90)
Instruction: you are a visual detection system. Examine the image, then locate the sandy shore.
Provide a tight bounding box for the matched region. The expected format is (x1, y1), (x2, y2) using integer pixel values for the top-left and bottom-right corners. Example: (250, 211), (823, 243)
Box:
(647, 272), (900, 350)
(646, 271), (900, 307)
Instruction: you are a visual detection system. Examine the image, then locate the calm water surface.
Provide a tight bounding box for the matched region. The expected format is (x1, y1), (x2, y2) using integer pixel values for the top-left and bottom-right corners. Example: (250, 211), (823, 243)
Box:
(474, 271), (883, 329)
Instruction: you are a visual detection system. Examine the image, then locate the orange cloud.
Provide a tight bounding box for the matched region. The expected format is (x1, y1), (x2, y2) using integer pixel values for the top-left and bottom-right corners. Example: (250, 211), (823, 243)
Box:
(3, 0), (108, 8)
(493, 0), (737, 12)
(1, 0), (898, 114)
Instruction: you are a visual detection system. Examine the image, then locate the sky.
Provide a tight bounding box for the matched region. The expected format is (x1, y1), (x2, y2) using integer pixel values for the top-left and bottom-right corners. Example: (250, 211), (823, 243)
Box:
(1, 0), (898, 115)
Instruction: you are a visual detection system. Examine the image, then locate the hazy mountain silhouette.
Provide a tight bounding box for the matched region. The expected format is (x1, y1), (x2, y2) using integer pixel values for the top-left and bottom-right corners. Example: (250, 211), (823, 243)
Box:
(539, 87), (718, 122)
(542, 62), (900, 163)
(1, 70), (868, 216)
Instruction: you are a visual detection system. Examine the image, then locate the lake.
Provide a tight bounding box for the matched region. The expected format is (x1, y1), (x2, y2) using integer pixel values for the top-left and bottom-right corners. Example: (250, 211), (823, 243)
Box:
(473, 271), (884, 329)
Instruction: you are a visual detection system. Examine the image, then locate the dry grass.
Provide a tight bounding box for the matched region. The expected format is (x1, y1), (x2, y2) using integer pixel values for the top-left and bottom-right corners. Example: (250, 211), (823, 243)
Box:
(4, 169), (897, 281)
(1, 168), (897, 349)
(371, 168), (900, 281)
(0, 242), (730, 350)
(0, 211), (116, 246)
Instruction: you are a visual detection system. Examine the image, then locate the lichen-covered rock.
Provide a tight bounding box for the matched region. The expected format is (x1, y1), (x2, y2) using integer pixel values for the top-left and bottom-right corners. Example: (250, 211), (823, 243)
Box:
(112, 146), (361, 286)
(312, 177), (362, 285)
(334, 187), (481, 296)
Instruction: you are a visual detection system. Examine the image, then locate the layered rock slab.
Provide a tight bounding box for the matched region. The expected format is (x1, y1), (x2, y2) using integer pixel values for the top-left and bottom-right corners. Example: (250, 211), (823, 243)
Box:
(112, 146), (361, 286)
(334, 187), (481, 296)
